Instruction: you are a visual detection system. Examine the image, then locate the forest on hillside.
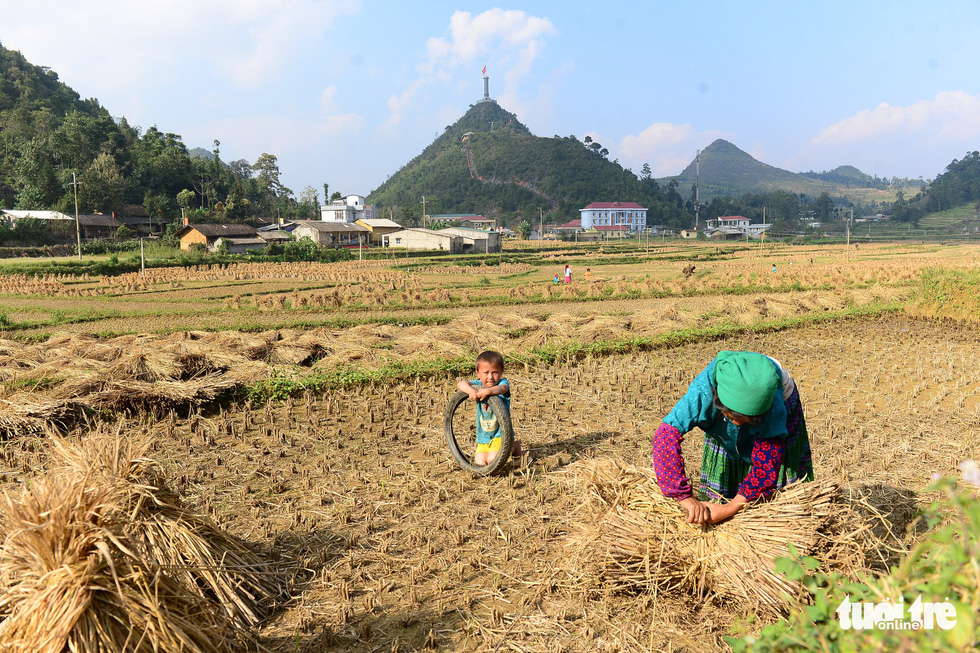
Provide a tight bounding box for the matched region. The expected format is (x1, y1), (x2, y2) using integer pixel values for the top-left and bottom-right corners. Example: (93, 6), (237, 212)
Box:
(0, 42), (314, 234)
(367, 101), (695, 228)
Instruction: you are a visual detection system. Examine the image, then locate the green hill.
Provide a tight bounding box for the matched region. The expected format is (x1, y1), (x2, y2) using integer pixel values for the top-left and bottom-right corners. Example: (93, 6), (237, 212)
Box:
(662, 139), (844, 200)
(367, 101), (690, 227)
(799, 165), (878, 187)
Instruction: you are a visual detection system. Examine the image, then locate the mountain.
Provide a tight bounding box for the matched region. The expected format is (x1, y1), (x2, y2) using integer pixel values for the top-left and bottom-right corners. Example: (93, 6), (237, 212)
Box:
(660, 139), (848, 200)
(367, 101), (689, 226)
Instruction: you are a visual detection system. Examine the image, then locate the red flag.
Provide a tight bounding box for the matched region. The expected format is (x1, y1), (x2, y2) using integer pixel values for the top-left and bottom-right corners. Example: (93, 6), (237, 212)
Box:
(482, 65), (486, 75)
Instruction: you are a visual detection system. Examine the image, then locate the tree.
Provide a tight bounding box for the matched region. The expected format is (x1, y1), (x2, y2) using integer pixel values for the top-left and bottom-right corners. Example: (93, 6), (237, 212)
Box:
(641, 163), (652, 180)
(518, 219), (532, 239)
(813, 192), (834, 223)
(296, 186), (320, 220)
(78, 152), (126, 213)
(330, 191), (342, 201)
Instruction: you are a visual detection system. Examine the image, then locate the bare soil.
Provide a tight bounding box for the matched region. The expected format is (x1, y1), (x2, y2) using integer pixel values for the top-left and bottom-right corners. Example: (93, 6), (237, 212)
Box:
(1, 315), (968, 651)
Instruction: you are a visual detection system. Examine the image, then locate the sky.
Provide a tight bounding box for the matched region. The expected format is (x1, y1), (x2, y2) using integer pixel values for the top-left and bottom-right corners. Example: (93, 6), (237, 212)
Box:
(3, 1), (979, 202)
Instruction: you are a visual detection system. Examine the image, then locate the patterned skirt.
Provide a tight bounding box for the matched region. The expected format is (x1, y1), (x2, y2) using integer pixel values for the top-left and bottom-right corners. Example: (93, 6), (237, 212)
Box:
(698, 386), (813, 501)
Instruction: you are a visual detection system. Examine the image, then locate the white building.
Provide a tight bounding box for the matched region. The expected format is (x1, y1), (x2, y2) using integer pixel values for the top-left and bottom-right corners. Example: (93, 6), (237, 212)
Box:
(320, 194), (375, 222)
(0, 210), (73, 225)
(707, 215), (750, 230)
(388, 228), (463, 253)
(579, 202), (647, 232)
(706, 215), (771, 239)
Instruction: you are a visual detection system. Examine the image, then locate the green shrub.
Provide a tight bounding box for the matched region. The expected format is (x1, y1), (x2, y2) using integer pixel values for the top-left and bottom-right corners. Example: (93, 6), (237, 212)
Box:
(731, 473), (979, 652)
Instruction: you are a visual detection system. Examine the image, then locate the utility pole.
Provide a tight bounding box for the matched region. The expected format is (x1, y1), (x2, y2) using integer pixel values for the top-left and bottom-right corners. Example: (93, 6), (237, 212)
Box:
(69, 172), (82, 260)
(421, 195), (426, 229)
(695, 149), (701, 233)
(760, 205), (765, 256)
(539, 207), (543, 252)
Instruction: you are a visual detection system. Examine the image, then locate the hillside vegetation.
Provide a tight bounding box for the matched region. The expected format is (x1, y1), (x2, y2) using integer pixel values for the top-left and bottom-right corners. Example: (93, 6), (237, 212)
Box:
(367, 101), (692, 227)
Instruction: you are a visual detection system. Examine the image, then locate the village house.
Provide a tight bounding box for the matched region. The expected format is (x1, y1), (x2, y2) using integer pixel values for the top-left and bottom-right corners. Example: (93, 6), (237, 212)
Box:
(356, 218), (403, 246)
(77, 214), (122, 239)
(256, 230), (294, 245)
(705, 215), (771, 239)
(579, 201), (647, 232)
(175, 223), (260, 251)
(438, 226), (502, 253)
(320, 194), (375, 222)
(212, 237), (268, 254)
(704, 226), (745, 241)
(593, 224), (631, 239)
(0, 209), (73, 225)
(291, 220), (368, 247)
(387, 228), (463, 253)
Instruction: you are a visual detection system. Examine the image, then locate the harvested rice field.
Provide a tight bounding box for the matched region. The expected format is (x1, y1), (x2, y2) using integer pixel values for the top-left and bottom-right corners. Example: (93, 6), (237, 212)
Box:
(0, 240), (978, 651)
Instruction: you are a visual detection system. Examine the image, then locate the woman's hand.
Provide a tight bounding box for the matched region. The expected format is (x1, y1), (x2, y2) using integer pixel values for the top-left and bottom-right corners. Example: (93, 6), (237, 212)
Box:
(705, 496), (748, 524)
(678, 497), (710, 524)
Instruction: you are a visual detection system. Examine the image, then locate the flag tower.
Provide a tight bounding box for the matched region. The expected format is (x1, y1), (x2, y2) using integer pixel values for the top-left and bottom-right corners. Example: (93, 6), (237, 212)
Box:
(482, 65), (489, 101)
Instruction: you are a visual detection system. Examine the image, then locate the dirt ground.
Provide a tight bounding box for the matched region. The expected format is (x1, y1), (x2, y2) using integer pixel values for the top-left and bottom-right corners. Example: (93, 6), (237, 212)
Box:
(4, 314), (973, 651)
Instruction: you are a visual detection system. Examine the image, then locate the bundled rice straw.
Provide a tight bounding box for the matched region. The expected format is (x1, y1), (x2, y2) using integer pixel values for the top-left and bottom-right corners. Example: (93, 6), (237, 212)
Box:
(566, 459), (874, 615)
(0, 433), (291, 652)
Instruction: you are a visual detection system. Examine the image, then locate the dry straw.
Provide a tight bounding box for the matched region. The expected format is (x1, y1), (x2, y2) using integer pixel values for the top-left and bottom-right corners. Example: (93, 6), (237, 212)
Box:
(566, 459), (880, 615)
(0, 433), (291, 652)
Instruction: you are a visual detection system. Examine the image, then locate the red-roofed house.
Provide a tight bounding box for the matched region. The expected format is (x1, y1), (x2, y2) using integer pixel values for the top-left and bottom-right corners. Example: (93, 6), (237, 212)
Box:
(579, 201), (647, 232)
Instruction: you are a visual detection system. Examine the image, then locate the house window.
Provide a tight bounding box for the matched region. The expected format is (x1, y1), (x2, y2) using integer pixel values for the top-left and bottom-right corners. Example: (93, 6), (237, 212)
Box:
(395, 238), (402, 245)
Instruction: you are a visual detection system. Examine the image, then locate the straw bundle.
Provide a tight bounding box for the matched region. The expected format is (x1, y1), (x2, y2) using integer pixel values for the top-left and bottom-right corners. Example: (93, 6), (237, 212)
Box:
(566, 459), (868, 615)
(0, 434), (291, 652)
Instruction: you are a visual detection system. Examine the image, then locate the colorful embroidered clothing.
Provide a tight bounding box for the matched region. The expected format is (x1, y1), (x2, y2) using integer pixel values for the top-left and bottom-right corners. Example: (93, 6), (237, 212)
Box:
(469, 378), (510, 444)
(651, 353), (813, 501)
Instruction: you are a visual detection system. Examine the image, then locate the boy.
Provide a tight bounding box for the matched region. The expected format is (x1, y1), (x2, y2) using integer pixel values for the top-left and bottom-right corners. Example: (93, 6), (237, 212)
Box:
(456, 350), (522, 466)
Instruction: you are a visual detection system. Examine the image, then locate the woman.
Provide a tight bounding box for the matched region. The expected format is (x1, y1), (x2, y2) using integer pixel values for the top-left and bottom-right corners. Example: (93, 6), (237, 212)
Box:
(564, 264), (572, 284)
(651, 350), (813, 524)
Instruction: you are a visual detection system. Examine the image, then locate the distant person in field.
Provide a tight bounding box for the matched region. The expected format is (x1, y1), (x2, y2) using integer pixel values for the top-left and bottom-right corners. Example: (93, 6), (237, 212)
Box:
(651, 351), (813, 524)
(771, 263), (777, 273)
(564, 264), (572, 284)
(553, 274), (561, 284)
(584, 268), (594, 281)
(457, 350), (522, 466)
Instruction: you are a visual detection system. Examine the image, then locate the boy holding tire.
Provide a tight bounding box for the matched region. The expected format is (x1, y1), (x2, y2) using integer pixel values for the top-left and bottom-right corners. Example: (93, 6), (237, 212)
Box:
(456, 350), (522, 466)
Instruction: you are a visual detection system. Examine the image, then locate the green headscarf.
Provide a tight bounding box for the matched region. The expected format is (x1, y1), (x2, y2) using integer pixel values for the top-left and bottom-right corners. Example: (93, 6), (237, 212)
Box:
(713, 351), (779, 416)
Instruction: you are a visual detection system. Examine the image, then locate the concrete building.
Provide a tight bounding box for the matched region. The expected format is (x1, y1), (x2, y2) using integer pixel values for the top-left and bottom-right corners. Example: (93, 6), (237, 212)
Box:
(356, 218), (402, 245)
(320, 194), (375, 222)
(439, 226), (502, 253)
(388, 228), (463, 253)
(291, 220), (368, 247)
(705, 215), (771, 239)
(579, 201), (647, 232)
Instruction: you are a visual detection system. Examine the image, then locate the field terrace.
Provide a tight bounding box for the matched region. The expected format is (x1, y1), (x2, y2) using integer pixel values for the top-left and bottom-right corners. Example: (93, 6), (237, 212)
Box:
(0, 240), (977, 651)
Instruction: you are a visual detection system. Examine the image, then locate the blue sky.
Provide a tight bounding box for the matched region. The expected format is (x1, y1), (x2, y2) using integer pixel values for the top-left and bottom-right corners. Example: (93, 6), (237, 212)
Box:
(3, 1), (979, 201)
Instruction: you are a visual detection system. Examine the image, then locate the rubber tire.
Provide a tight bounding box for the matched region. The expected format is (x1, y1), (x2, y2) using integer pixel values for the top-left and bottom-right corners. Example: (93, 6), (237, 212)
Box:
(444, 390), (514, 476)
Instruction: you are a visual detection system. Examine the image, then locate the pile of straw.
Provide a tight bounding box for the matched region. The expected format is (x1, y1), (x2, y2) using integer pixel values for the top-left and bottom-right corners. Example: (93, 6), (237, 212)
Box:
(566, 459), (876, 615)
(0, 433), (291, 652)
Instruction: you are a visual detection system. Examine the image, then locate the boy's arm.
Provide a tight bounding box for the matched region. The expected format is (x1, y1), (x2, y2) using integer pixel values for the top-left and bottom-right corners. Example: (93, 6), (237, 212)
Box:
(457, 379), (477, 398)
(474, 379), (509, 401)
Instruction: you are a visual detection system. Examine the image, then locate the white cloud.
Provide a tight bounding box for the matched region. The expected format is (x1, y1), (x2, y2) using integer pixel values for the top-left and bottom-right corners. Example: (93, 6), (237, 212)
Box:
(812, 91), (980, 146)
(386, 9), (556, 127)
(614, 123), (731, 177)
(2, 0), (362, 104)
(423, 9), (555, 73)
